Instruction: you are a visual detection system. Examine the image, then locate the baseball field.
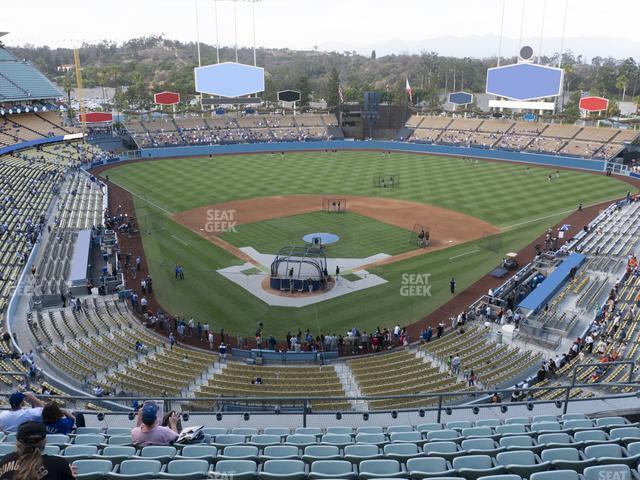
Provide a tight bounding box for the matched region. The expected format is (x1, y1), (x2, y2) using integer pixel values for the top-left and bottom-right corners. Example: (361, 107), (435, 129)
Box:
(103, 151), (632, 337)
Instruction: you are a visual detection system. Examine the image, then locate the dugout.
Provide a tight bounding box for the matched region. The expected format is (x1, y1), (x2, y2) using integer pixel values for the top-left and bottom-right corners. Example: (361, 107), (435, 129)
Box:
(270, 245), (329, 292)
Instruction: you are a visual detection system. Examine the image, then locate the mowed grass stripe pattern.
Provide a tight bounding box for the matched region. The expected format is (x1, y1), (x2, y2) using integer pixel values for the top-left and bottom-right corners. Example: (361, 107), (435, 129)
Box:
(105, 152), (633, 336)
(220, 211), (416, 258)
(106, 152), (631, 227)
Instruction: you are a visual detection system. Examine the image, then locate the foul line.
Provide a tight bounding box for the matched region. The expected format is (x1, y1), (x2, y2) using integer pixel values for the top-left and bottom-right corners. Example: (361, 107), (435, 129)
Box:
(502, 196), (625, 231)
(171, 235), (189, 246)
(108, 179), (173, 216)
(449, 249), (479, 260)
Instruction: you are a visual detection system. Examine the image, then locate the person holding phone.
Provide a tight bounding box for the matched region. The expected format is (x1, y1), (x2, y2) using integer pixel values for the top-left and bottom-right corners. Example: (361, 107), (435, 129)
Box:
(131, 402), (179, 446)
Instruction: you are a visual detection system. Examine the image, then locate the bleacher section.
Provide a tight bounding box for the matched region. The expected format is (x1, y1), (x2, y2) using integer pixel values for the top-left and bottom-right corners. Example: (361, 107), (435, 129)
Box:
(125, 114), (337, 148)
(406, 115), (639, 160)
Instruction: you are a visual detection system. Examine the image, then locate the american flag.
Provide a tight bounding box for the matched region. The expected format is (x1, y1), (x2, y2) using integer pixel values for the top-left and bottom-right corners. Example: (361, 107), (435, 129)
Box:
(338, 83), (344, 104)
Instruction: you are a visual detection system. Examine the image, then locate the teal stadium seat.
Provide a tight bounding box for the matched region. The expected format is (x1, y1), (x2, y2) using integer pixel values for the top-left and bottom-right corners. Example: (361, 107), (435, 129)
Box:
(260, 446), (300, 461)
(452, 454), (505, 480)
(219, 445), (259, 461)
(302, 445), (341, 463)
(175, 445), (217, 463)
(383, 443), (422, 462)
(285, 434), (316, 448)
(249, 434), (282, 447)
(74, 434), (106, 446)
(99, 446), (137, 466)
(355, 433), (388, 446)
(358, 459), (405, 480)
(139, 445), (177, 464)
(63, 445), (99, 461)
(423, 441), (461, 461)
(583, 465), (633, 480)
(539, 447), (596, 473)
(106, 459), (162, 480)
(259, 459), (306, 480)
(321, 433), (353, 448)
(343, 444), (383, 464)
(406, 457), (456, 480)
(309, 459), (356, 480)
(73, 459), (112, 480)
(158, 459), (209, 480)
(531, 471), (579, 480)
(495, 450), (550, 477)
(214, 460), (258, 480)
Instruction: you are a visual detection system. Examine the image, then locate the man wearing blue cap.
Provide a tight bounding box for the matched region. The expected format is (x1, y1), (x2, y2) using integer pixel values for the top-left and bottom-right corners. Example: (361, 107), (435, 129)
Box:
(0, 391), (45, 433)
(131, 402), (179, 446)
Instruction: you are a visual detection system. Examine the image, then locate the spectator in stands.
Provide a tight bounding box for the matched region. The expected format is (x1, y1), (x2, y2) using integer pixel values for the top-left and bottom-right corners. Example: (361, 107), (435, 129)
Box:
(0, 391), (44, 433)
(41, 401), (83, 435)
(0, 420), (75, 480)
(132, 402), (179, 446)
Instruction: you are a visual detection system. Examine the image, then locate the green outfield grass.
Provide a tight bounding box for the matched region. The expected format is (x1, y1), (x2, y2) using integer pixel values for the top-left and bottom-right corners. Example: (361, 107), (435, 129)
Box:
(220, 211), (415, 258)
(104, 151), (633, 336)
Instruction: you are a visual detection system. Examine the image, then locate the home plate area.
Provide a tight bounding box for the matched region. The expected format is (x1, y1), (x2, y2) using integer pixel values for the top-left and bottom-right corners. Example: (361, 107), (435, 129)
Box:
(217, 247), (388, 307)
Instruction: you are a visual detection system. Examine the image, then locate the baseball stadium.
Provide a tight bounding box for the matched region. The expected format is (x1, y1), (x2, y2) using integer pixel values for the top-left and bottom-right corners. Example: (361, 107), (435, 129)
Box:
(1, 1), (640, 478)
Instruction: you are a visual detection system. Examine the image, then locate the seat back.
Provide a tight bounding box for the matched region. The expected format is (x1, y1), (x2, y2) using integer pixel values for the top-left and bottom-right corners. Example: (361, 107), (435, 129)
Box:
(563, 419), (594, 430)
(447, 421), (473, 430)
(453, 454), (493, 469)
(45, 434), (70, 445)
(74, 434), (106, 445)
(538, 433), (572, 445)
(496, 450), (537, 466)
(216, 434), (246, 445)
(531, 471), (579, 480)
(250, 434), (281, 446)
(64, 445), (98, 457)
(476, 419), (501, 427)
(424, 441), (458, 454)
(304, 445), (340, 458)
(326, 427), (353, 435)
(462, 438), (495, 451)
(540, 447), (580, 462)
(72, 459), (112, 475)
(295, 428), (322, 436)
(574, 430), (608, 442)
(584, 444), (623, 458)
(232, 428), (259, 437)
(119, 459), (162, 475)
(140, 445), (177, 458)
(215, 459), (257, 475)
(584, 465), (631, 480)
(462, 427), (493, 438)
(106, 427), (131, 436)
(264, 428), (290, 436)
(223, 446), (258, 458)
(76, 427), (102, 435)
(355, 433), (385, 444)
(595, 417), (626, 427)
(427, 430), (459, 441)
(505, 417), (530, 425)
(383, 443), (419, 455)
(262, 459), (305, 474)
(499, 436), (534, 448)
(263, 446), (299, 458)
(496, 425), (526, 435)
(356, 427), (383, 434)
(166, 459), (209, 474)
(107, 435), (131, 445)
(610, 427), (640, 439)
(180, 445), (217, 458)
(359, 459), (401, 475)
(531, 422), (561, 432)
(102, 446), (136, 458)
(321, 433), (352, 445)
(310, 459), (353, 475)
(285, 434), (316, 447)
(389, 432), (421, 443)
(417, 423), (443, 432)
(532, 415), (557, 423)
(387, 425), (414, 434)
(0, 444), (15, 455)
(344, 444), (379, 456)
(406, 457), (448, 472)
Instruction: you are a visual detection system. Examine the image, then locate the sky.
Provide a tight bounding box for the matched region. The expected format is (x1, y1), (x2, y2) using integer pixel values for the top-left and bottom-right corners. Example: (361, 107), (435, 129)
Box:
(4, 0), (640, 58)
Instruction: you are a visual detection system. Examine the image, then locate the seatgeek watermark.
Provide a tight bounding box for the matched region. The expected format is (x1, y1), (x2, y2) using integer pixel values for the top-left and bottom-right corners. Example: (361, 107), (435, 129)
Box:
(400, 273), (432, 297)
(205, 209), (237, 233)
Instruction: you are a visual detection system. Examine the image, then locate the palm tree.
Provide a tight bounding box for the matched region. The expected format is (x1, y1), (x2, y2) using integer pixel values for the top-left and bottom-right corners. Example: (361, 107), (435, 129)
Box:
(616, 75), (629, 101)
(59, 73), (75, 120)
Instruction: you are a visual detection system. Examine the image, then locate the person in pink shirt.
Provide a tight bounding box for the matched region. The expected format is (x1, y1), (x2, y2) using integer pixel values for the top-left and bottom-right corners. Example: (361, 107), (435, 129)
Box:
(131, 402), (179, 446)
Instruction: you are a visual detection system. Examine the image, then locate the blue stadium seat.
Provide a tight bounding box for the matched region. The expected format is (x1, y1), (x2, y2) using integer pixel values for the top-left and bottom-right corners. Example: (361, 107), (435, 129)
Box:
(76, 427), (103, 435)
(355, 433), (388, 447)
(462, 427), (495, 439)
(495, 450), (550, 477)
(309, 459), (356, 480)
(260, 446), (300, 461)
(326, 427), (354, 436)
(461, 438), (504, 456)
(532, 415), (557, 423)
(499, 435), (542, 453)
(359, 459), (405, 480)
(74, 434), (106, 446)
(447, 421), (472, 430)
(302, 445), (341, 463)
(423, 441), (461, 461)
(529, 422), (562, 434)
(259, 459), (306, 480)
(536, 433), (575, 448)
(43, 445), (60, 455)
(476, 420), (502, 428)
(175, 445), (217, 463)
(540, 447), (596, 473)
(389, 432), (425, 446)
(0, 444), (15, 456)
(214, 434), (247, 448)
(383, 443), (422, 462)
(343, 444), (382, 464)
(202, 427), (228, 438)
(106, 459), (162, 480)
(46, 434), (70, 445)
(406, 457), (456, 480)
(495, 425), (527, 436)
(417, 423), (443, 433)
(64, 445), (99, 461)
(139, 445), (177, 464)
(573, 429), (609, 446)
(73, 459), (112, 480)
(321, 433), (353, 448)
(106, 435), (131, 446)
(505, 418), (529, 425)
(357, 427), (384, 434)
(158, 459), (210, 480)
(99, 446), (137, 466)
(452, 454), (505, 480)
(584, 444), (640, 467)
(562, 419), (595, 431)
(295, 428), (322, 437)
(609, 427), (640, 445)
(218, 445), (259, 461)
(530, 470), (579, 480)
(561, 414), (586, 421)
(233, 428), (260, 437)
(214, 460), (257, 480)
(426, 430), (459, 442)
(264, 428), (291, 437)
(387, 425), (414, 434)
(285, 434), (317, 448)
(105, 428), (131, 436)
(583, 464), (632, 480)
(595, 417), (627, 427)
(249, 434), (282, 447)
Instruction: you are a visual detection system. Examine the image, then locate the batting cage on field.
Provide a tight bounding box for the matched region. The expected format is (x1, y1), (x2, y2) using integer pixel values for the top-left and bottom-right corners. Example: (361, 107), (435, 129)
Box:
(373, 174), (400, 188)
(322, 197), (347, 213)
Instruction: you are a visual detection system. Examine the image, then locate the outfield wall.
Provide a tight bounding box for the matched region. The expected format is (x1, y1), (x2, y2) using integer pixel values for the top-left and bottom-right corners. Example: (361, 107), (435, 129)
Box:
(128, 141), (608, 172)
